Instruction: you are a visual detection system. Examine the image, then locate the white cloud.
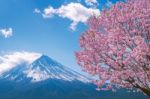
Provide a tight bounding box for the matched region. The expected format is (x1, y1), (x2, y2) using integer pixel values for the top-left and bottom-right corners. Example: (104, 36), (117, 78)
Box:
(85, 0), (98, 6)
(40, 3), (100, 30)
(0, 51), (41, 74)
(105, 0), (113, 8)
(42, 6), (56, 18)
(57, 3), (100, 30)
(34, 8), (41, 14)
(0, 28), (13, 38)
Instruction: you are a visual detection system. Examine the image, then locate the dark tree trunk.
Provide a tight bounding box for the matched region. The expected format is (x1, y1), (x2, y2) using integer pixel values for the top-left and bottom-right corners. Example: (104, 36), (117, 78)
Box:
(126, 78), (150, 97)
(139, 87), (150, 97)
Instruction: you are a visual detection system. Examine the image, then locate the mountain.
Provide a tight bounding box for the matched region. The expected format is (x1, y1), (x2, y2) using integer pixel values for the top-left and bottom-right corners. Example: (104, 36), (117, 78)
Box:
(0, 55), (149, 99)
(0, 55), (89, 83)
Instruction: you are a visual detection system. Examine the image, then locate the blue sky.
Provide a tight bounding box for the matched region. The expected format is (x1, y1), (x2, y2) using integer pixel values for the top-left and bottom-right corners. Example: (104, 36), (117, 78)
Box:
(0, 0), (123, 74)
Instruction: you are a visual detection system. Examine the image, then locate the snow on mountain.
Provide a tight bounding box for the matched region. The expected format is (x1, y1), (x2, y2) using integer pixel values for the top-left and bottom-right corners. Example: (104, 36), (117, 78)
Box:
(0, 55), (90, 83)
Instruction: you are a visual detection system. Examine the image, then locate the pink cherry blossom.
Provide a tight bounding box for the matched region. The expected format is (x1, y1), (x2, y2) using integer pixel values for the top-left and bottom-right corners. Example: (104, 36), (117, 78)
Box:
(76, 0), (150, 96)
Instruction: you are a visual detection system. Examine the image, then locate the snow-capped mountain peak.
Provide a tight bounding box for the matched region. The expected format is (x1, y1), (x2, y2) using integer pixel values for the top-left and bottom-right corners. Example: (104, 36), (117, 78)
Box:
(32, 55), (63, 67)
(0, 55), (90, 83)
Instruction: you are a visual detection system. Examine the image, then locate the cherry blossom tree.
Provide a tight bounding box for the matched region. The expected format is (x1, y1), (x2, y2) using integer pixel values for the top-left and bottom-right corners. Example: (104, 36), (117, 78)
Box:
(76, 0), (150, 96)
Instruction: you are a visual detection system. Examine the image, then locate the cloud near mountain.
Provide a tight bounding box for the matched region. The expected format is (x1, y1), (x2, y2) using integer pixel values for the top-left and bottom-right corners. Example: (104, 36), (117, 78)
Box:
(0, 51), (41, 74)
